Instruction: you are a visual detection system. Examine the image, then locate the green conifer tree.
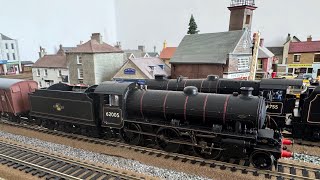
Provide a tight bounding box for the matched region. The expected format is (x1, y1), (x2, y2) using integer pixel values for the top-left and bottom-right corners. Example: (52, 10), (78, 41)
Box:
(187, 14), (199, 34)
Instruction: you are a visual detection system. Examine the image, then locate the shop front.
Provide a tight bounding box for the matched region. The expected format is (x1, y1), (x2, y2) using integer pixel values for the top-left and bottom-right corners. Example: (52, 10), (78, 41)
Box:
(312, 64), (320, 79)
(287, 64), (313, 77)
(6, 61), (20, 75)
(0, 60), (8, 75)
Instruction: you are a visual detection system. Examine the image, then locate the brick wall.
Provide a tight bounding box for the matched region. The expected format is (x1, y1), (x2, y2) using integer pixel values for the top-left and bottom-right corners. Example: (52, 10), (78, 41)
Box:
(67, 53), (94, 85)
(171, 64), (224, 79)
(287, 52), (318, 64)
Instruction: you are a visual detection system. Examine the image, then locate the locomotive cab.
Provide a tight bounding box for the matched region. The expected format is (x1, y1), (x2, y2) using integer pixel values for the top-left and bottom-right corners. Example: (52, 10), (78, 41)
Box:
(292, 86), (320, 140)
(94, 81), (136, 129)
(260, 79), (303, 129)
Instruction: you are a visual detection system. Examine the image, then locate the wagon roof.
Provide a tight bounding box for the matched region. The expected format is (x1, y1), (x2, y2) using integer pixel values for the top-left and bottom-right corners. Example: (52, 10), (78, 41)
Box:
(0, 78), (24, 90)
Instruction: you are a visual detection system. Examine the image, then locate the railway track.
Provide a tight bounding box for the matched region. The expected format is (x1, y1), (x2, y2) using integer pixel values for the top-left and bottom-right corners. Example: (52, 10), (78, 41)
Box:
(1, 119), (320, 180)
(0, 140), (145, 180)
(282, 131), (320, 148)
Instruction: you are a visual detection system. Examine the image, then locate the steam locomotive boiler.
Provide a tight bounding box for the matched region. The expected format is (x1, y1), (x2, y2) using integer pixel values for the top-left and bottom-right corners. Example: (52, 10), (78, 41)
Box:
(144, 75), (303, 130)
(97, 81), (292, 170)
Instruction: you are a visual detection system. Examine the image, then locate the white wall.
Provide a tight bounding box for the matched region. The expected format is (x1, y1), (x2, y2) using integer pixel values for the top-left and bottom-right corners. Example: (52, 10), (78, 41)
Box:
(94, 53), (125, 84)
(0, 38), (21, 72)
(32, 68), (69, 88)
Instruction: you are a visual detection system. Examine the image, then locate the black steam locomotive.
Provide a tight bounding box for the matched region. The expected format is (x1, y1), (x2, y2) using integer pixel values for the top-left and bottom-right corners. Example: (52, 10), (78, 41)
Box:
(144, 75), (303, 130)
(26, 81), (292, 170)
(144, 75), (320, 141)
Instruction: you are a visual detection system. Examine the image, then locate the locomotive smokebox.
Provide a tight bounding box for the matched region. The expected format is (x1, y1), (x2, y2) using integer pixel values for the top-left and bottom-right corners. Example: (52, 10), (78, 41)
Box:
(240, 87), (254, 97)
(184, 86), (198, 96)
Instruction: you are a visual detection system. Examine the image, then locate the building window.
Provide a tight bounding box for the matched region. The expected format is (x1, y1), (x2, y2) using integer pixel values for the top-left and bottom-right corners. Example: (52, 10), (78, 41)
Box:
(314, 54), (320, 63)
(77, 55), (82, 64)
(78, 68), (83, 79)
(294, 54), (301, 63)
(39, 81), (42, 87)
(5, 43), (8, 49)
(245, 15), (251, 24)
(158, 64), (165, 70)
(44, 69), (48, 76)
(308, 68), (313, 74)
(78, 79), (83, 84)
(11, 43), (14, 49)
(37, 69), (40, 76)
(12, 53), (16, 60)
(58, 70), (62, 77)
(238, 58), (250, 71)
(7, 53), (10, 60)
(288, 68), (293, 74)
(257, 59), (263, 70)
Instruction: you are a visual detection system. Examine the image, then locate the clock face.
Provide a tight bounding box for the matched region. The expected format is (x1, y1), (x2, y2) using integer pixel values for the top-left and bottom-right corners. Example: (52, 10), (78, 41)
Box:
(243, 40), (248, 48)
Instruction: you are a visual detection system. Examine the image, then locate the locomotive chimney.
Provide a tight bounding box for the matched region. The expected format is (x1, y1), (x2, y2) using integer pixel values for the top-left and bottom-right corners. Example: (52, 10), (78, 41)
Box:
(240, 87), (254, 97)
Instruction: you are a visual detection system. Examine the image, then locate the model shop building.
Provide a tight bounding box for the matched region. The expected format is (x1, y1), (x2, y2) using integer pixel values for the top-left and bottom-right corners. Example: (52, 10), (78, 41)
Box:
(0, 33), (22, 75)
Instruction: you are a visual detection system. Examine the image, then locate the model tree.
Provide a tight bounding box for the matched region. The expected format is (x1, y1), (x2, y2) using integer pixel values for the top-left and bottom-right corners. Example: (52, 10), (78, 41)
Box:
(187, 14), (199, 34)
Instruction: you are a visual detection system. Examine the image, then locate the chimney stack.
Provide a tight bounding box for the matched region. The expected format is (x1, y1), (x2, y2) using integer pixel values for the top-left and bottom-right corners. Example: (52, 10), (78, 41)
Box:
(163, 40), (167, 49)
(286, 33), (291, 42)
(115, 42), (122, 49)
(57, 44), (65, 55)
(38, 46), (47, 58)
(259, 38), (264, 47)
(307, 35), (312, 42)
(138, 45), (145, 52)
(91, 33), (103, 44)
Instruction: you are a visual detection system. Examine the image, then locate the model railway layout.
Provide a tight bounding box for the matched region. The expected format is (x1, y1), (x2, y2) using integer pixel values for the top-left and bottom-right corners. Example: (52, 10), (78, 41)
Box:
(0, 140), (144, 180)
(0, 78), (296, 170)
(1, 119), (319, 180)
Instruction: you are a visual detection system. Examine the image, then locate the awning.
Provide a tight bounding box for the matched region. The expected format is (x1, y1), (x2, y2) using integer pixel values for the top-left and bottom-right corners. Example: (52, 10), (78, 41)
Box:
(0, 60), (7, 64)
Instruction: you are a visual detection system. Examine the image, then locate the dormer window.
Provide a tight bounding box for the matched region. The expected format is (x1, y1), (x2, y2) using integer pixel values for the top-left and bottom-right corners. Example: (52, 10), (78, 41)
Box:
(149, 66), (155, 71)
(158, 64), (165, 70)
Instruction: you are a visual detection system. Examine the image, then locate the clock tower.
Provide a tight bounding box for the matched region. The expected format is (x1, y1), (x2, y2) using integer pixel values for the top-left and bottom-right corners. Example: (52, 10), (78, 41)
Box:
(228, 0), (257, 31)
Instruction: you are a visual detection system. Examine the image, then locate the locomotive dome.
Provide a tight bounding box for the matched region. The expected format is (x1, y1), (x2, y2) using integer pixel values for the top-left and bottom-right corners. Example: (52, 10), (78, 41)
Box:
(183, 86), (199, 96)
(206, 75), (219, 81)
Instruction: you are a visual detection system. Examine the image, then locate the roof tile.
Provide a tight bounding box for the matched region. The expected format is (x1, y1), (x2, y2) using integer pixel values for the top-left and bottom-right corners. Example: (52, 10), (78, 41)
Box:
(170, 30), (245, 64)
(33, 55), (67, 68)
(160, 47), (176, 59)
(68, 39), (123, 53)
(289, 41), (320, 53)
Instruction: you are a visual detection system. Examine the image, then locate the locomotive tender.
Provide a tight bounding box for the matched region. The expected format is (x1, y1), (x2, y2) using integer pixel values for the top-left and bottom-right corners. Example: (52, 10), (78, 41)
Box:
(0, 78), (294, 170)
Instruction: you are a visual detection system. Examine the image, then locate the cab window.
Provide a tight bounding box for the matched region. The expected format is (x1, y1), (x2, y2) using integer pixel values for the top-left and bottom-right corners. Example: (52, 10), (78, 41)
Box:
(111, 95), (119, 106)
